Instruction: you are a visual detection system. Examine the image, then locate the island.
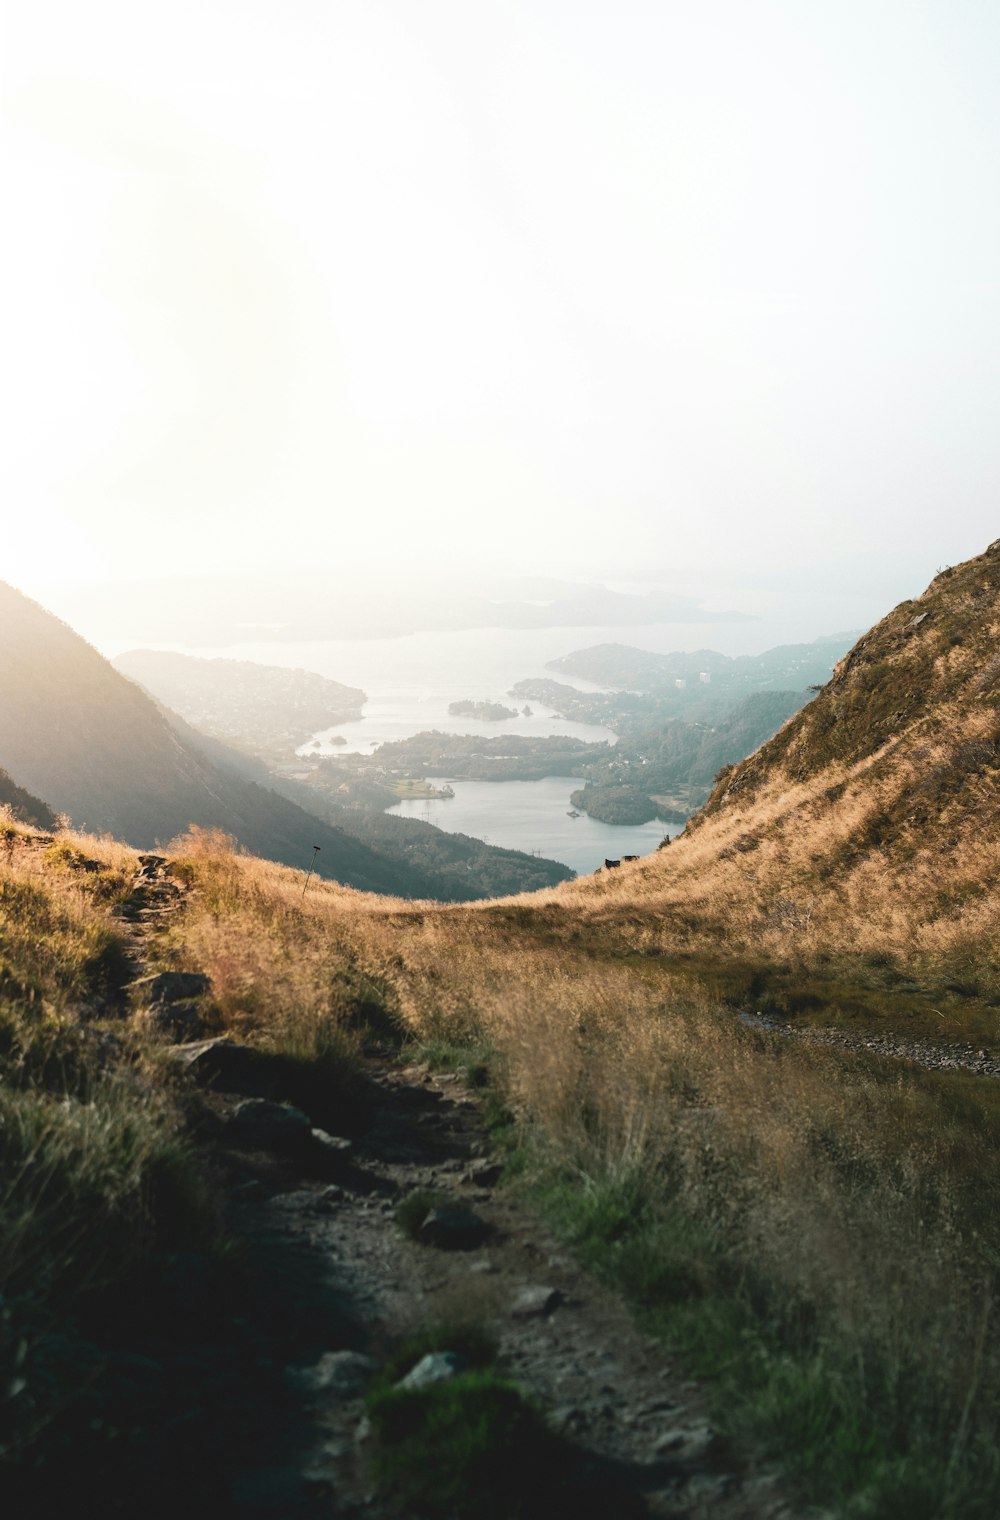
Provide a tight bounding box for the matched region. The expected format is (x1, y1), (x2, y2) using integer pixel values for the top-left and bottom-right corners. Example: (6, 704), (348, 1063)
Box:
(448, 699), (519, 721)
(568, 784), (684, 826)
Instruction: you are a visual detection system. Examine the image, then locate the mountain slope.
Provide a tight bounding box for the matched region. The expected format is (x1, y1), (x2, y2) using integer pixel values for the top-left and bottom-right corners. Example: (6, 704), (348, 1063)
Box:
(112, 648), (365, 758)
(0, 768), (58, 830)
(547, 541), (1000, 1013)
(0, 583), (569, 897)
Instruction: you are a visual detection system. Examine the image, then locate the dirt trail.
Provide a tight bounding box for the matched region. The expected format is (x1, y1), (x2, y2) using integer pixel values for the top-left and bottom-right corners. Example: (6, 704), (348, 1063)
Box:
(739, 1010), (1000, 1079)
(219, 1056), (799, 1519)
(111, 850), (190, 969)
(10, 832), (801, 1515)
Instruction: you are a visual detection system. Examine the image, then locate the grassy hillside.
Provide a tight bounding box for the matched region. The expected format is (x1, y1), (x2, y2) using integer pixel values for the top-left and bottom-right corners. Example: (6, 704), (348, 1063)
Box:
(0, 768), (58, 830)
(535, 540), (1000, 1029)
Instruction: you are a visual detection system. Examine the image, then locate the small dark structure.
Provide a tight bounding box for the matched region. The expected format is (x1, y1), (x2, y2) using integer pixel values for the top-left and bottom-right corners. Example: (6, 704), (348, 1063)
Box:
(604, 858), (621, 869)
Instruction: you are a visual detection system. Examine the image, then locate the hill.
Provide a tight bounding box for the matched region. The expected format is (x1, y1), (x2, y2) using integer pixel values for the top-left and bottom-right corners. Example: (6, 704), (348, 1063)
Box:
(0, 767), (58, 830)
(112, 648), (365, 760)
(553, 541), (1000, 1021)
(0, 583), (570, 898)
(548, 631), (853, 699)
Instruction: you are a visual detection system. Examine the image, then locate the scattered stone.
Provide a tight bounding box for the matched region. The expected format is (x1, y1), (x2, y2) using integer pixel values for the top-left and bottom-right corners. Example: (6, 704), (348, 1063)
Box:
(354, 1416), (372, 1444)
(550, 1405), (586, 1431)
(685, 1472), (739, 1501)
(130, 969), (210, 1006)
(464, 1161), (503, 1187)
(510, 1285), (564, 1319)
(228, 1098), (312, 1151)
(652, 1424), (717, 1459)
(287, 1350), (378, 1397)
(418, 1202), (488, 1250)
(311, 1128), (352, 1154)
(173, 1036), (262, 1091)
(134, 1001), (205, 1041)
(468, 1258), (499, 1275)
(398, 1351), (467, 1390)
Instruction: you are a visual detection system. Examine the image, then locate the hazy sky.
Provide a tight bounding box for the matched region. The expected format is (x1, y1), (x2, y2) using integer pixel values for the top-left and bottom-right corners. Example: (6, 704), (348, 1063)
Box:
(4, 1), (999, 613)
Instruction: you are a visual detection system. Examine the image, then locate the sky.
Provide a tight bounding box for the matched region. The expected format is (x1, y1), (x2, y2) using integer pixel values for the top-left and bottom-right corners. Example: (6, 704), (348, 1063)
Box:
(3, 0), (999, 626)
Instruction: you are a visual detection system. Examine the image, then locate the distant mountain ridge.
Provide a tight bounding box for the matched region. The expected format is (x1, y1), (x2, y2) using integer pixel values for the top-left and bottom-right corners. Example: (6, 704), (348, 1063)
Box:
(548, 633), (853, 696)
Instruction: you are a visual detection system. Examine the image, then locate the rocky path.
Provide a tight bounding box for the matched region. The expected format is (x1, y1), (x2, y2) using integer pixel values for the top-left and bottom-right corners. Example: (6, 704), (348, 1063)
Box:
(205, 1053), (799, 1519)
(112, 851), (193, 996)
(739, 1010), (1000, 1079)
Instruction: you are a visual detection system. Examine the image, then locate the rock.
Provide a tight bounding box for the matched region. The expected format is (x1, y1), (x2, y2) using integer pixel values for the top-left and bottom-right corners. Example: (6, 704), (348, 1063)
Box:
(398, 1351), (467, 1390)
(172, 1036), (265, 1093)
(550, 1405), (586, 1431)
(652, 1424), (717, 1459)
(228, 1098), (312, 1152)
(464, 1161), (503, 1187)
(135, 1001), (205, 1041)
(288, 1351), (378, 1397)
(510, 1285), (564, 1319)
(468, 1258), (499, 1275)
(311, 1128), (352, 1154)
(130, 970), (210, 1006)
(417, 1202), (488, 1250)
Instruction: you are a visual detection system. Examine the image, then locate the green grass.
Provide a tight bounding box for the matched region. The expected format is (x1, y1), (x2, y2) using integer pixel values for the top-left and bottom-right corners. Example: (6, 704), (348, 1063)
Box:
(395, 1188), (452, 1239)
(658, 950), (1000, 1042)
(367, 1370), (550, 1518)
(402, 1036), (495, 1088)
(525, 1168), (1000, 1520)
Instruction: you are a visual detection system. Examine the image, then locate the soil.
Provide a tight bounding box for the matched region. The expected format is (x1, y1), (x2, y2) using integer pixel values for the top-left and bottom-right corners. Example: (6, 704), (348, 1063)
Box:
(217, 1054), (802, 1519)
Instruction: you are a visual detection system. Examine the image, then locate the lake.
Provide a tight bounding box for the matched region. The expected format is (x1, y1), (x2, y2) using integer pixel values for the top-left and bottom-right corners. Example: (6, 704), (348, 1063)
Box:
(164, 620), (794, 874)
(387, 776), (679, 876)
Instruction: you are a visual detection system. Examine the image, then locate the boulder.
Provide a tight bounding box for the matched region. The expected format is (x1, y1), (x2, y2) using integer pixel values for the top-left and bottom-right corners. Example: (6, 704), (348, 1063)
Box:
(418, 1202), (488, 1250)
(130, 970), (210, 1006)
(398, 1351), (467, 1390)
(173, 1037), (263, 1092)
(287, 1350), (377, 1397)
(310, 1128), (352, 1155)
(652, 1424), (717, 1459)
(228, 1098), (312, 1152)
(464, 1161), (503, 1187)
(510, 1285), (564, 1319)
(135, 1001), (206, 1042)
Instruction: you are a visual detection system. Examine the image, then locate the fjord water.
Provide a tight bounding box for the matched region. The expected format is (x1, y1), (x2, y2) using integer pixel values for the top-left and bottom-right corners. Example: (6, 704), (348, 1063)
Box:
(387, 776), (677, 877)
(169, 621), (793, 873)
